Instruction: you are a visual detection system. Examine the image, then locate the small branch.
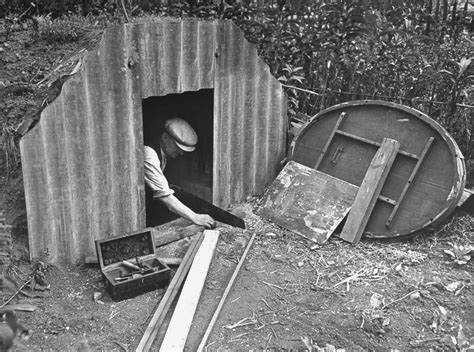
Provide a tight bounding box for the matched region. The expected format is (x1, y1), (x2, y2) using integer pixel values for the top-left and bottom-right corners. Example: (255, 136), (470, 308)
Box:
(119, 0), (131, 23)
(0, 277), (32, 308)
(114, 340), (128, 352)
(332, 269), (365, 288)
(262, 281), (284, 290)
(382, 289), (420, 310)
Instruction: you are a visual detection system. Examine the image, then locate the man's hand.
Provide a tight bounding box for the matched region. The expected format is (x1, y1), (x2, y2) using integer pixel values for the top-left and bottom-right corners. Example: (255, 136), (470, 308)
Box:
(159, 195), (217, 229)
(193, 214), (217, 229)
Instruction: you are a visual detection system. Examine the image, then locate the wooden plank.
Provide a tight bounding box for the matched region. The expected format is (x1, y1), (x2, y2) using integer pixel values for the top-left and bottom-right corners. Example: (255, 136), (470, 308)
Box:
(136, 232), (205, 352)
(313, 112), (346, 169)
(386, 137), (434, 228)
(340, 138), (400, 244)
(256, 161), (359, 244)
(152, 218), (203, 248)
(197, 221), (263, 352)
(336, 129), (419, 160)
(159, 230), (220, 352)
(378, 195), (397, 205)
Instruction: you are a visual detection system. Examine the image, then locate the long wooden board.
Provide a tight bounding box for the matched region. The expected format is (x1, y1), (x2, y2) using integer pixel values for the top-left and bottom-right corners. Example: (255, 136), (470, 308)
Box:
(340, 138), (400, 243)
(136, 232), (205, 352)
(256, 161), (359, 244)
(159, 230), (220, 351)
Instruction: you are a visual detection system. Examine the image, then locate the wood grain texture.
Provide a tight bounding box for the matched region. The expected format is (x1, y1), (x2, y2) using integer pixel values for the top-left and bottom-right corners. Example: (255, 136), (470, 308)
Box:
(159, 230), (219, 352)
(256, 161), (359, 244)
(136, 232), (205, 352)
(340, 138), (400, 244)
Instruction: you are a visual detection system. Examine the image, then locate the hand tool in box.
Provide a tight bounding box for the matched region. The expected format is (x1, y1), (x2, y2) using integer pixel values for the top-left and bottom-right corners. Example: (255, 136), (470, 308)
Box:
(120, 260), (156, 277)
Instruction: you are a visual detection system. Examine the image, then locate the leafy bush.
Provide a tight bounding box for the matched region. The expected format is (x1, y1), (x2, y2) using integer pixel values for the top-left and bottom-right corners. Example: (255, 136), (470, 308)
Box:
(3, 0), (473, 178)
(31, 13), (100, 44)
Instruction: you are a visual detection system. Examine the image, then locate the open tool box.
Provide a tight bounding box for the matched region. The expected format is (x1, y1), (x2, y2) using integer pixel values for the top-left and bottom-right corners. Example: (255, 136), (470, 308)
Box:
(95, 228), (171, 301)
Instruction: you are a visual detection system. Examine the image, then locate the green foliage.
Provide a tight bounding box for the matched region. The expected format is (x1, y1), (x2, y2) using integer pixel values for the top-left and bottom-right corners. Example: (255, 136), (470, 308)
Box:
(219, 1), (473, 161)
(2, 0), (473, 176)
(31, 13), (99, 44)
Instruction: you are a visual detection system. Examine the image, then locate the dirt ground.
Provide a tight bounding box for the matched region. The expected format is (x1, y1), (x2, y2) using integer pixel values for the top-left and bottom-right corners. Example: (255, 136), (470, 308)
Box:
(1, 19), (473, 352)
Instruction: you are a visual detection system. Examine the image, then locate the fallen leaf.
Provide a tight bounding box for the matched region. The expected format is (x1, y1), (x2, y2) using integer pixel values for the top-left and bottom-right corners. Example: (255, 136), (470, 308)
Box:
(430, 316), (438, 332)
(445, 281), (462, 292)
(93, 292), (104, 304)
(444, 249), (455, 258)
(454, 255), (471, 265)
(370, 293), (384, 309)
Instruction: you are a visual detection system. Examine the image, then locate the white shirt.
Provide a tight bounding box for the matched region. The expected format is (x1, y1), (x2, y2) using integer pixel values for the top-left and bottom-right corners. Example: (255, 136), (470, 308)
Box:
(144, 146), (174, 198)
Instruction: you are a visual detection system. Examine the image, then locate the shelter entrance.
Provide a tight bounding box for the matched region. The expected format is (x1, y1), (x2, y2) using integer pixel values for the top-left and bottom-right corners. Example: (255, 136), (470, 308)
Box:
(142, 89), (214, 226)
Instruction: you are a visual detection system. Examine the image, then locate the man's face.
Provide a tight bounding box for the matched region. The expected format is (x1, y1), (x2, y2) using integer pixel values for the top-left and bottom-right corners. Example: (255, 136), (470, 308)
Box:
(162, 133), (184, 159)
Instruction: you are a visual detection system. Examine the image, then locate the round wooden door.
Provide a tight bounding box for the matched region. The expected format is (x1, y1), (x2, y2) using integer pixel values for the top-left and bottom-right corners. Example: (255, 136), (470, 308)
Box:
(289, 100), (466, 239)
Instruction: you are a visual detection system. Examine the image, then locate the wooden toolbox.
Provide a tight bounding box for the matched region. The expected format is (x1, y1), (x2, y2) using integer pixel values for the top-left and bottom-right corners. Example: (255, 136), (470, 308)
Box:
(95, 228), (171, 301)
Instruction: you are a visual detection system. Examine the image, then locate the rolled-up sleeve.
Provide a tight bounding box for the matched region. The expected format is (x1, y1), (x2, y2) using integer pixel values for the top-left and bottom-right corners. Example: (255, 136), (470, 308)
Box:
(144, 146), (174, 198)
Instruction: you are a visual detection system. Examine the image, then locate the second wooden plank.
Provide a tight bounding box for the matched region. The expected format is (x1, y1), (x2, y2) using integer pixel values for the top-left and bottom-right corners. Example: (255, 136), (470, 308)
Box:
(340, 138), (400, 244)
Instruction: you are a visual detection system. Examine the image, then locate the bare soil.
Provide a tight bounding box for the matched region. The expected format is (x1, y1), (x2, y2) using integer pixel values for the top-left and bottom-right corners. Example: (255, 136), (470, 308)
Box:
(1, 20), (473, 352)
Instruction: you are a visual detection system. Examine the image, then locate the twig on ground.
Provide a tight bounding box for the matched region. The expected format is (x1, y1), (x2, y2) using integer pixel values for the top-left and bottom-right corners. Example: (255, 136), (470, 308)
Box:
(264, 332), (273, 350)
(203, 340), (216, 352)
(260, 298), (274, 311)
(270, 326), (278, 338)
(382, 290), (421, 310)
(109, 310), (120, 320)
(114, 340), (128, 351)
(262, 281), (284, 290)
(332, 269), (365, 288)
(0, 277), (32, 308)
(410, 337), (442, 345)
(224, 316), (257, 329)
(228, 332), (249, 343)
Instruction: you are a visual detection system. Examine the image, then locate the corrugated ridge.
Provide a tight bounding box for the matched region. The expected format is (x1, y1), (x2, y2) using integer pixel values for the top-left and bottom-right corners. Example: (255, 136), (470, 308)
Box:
(139, 20), (215, 98)
(215, 21), (287, 205)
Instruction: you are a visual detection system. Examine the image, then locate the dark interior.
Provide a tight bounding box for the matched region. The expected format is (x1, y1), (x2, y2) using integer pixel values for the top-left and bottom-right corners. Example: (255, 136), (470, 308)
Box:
(142, 89), (214, 226)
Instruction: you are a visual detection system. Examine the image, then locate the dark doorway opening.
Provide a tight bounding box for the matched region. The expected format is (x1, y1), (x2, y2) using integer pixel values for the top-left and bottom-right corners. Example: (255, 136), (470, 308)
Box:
(142, 89), (214, 226)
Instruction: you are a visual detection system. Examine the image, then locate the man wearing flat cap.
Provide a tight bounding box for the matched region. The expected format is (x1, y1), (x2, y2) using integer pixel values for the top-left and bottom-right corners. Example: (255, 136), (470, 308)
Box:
(144, 117), (216, 229)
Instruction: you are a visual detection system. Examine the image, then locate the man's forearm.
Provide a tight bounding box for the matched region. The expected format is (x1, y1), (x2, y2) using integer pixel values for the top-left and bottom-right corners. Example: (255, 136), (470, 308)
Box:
(159, 194), (198, 223)
(158, 194), (216, 228)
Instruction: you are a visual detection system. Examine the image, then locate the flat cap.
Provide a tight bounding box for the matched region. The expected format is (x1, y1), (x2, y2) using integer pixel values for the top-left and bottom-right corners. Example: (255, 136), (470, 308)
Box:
(165, 118), (198, 152)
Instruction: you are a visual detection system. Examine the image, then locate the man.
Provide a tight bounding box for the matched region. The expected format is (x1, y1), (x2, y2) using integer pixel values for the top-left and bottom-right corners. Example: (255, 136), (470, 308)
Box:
(144, 117), (216, 229)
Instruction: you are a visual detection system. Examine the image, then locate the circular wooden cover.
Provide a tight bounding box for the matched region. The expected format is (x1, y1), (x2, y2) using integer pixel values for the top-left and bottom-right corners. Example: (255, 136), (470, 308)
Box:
(289, 100), (466, 239)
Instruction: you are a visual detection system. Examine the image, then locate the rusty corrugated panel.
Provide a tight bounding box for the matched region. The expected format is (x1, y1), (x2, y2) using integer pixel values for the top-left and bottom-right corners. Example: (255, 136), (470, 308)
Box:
(20, 20), (287, 264)
(214, 21), (287, 206)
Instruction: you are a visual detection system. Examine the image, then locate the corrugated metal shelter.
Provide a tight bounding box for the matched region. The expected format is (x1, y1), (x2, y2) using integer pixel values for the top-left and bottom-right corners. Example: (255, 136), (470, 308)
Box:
(20, 19), (287, 264)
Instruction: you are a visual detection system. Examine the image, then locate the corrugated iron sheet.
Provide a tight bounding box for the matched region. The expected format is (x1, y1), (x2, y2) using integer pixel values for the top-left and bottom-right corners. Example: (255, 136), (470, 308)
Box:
(20, 19), (287, 264)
